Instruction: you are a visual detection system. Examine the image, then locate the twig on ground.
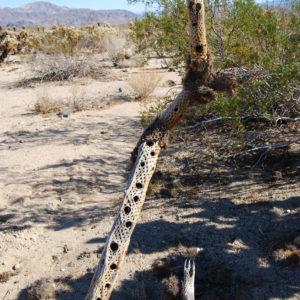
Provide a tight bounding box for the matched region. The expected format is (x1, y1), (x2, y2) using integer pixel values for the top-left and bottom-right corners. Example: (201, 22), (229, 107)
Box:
(175, 116), (300, 132)
(227, 137), (300, 158)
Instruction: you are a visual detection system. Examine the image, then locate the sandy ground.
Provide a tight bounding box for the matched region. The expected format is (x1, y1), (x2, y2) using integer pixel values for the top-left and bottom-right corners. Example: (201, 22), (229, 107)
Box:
(0, 56), (299, 300)
(0, 56), (182, 299)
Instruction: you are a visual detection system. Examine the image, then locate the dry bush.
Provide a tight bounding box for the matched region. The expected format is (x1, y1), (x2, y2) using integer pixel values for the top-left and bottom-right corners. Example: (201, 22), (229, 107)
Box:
(30, 53), (105, 82)
(128, 71), (162, 100)
(33, 90), (61, 114)
(32, 85), (107, 115)
(103, 32), (147, 68)
(66, 84), (106, 112)
(105, 35), (131, 65)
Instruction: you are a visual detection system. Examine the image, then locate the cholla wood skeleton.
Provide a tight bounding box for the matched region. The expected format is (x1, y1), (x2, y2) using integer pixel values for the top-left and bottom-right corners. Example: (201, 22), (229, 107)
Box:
(86, 1), (243, 299)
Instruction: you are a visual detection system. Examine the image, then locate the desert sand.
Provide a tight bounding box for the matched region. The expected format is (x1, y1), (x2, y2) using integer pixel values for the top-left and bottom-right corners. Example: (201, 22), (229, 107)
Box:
(0, 55), (299, 300)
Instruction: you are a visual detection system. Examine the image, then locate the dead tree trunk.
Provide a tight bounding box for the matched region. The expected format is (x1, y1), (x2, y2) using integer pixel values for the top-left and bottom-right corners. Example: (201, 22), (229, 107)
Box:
(85, 1), (238, 299)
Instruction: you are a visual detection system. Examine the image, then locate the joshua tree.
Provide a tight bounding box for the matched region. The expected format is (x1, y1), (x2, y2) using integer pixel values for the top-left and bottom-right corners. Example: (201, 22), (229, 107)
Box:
(85, 1), (243, 299)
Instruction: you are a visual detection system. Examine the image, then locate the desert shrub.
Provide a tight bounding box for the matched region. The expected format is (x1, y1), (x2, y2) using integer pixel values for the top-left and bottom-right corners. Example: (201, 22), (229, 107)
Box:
(26, 24), (118, 55)
(127, 71), (163, 100)
(0, 26), (29, 61)
(133, 0), (299, 127)
(29, 53), (105, 82)
(132, 0), (299, 70)
(130, 0), (188, 68)
(33, 85), (107, 115)
(104, 34), (133, 66)
(206, 0), (300, 69)
(33, 93), (61, 114)
(0, 30), (9, 63)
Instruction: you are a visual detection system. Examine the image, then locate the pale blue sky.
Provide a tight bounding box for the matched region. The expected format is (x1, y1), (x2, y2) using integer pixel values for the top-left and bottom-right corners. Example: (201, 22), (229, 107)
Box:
(0, 0), (147, 13)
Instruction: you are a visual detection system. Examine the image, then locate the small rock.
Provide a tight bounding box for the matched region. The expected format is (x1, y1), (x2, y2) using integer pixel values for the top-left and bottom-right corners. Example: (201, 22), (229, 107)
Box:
(166, 80), (176, 87)
(60, 268), (65, 272)
(63, 244), (71, 253)
(52, 256), (58, 263)
(31, 236), (37, 241)
(119, 88), (123, 92)
(57, 107), (70, 118)
(13, 263), (21, 271)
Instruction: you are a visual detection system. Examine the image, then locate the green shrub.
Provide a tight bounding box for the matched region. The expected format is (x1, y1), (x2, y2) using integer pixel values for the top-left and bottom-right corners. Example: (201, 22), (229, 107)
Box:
(133, 0), (299, 129)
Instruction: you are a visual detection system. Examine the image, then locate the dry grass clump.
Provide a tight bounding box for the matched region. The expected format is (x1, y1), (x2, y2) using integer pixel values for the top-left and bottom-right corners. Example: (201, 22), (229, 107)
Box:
(30, 53), (105, 82)
(32, 86), (108, 115)
(105, 35), (132, 65)
(128, 71), (162, 101)
(33, 95), (61, 114)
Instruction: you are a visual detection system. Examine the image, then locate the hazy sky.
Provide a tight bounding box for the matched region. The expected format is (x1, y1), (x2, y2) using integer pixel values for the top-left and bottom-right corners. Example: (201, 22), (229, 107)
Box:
(0, 0), (147, 13)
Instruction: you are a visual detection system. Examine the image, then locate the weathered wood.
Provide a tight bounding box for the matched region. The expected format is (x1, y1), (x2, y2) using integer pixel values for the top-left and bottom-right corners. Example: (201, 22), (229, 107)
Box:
(187, 0), (208, 71)
(85, 91), (191, 300)
(85, 140), (161, 300)
(85, 1), (212, 299)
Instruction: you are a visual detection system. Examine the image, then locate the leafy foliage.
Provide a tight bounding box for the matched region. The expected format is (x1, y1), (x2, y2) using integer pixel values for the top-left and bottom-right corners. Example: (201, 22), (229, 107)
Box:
(131, 0), (300, 124)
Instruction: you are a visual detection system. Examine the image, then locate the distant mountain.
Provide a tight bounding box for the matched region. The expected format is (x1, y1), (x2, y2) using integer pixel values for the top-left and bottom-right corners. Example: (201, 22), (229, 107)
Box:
(0, 1), (138, 27)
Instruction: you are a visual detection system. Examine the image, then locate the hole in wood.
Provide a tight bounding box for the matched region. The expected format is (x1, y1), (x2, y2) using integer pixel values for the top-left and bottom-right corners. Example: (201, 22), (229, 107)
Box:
(110, 263), (117, 270)
(151, 151), (155, 156)
(126, 221), (132, 228)
(110, 242), (118, 252)
(174, 107), (179, 112)
(196, 2), (202, 13)
(136, 183), (143, 189)
(189, 1), (194, 10)
(96, 298), (101, 300)
(147, 141), (154, 147)
(105, 283), (111, 288)
(196, 45), (203, 53)
(134, 196), (139, 202)
(193, 22), (197, 26)
(124, 206), (131, 214)
(141, 162), (145, 167)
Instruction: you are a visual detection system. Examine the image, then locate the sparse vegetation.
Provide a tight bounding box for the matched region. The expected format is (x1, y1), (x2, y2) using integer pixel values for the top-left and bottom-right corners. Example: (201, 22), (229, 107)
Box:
(0, 1), (299, 299)
(128, 71), (163, 100)
(30, 53), (105, 82)
(135, 0), (299, 157)
(32, 85), (109, 115)
(33, 94), (61, 114)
